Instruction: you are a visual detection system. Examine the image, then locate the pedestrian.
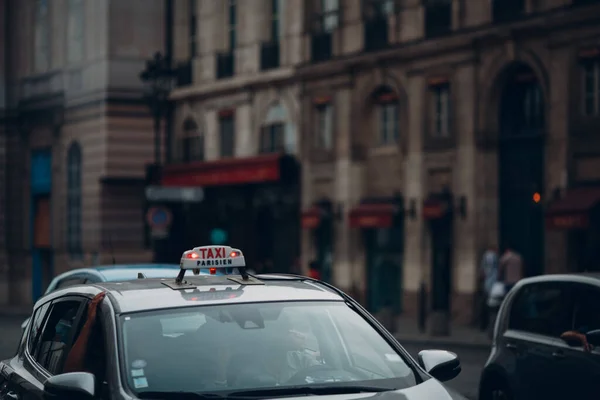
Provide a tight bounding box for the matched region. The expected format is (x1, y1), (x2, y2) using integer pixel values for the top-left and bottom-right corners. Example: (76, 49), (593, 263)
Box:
(498, 245), (524, 293)
(308, 260), (321, 280)
(478, 245), (498, 331)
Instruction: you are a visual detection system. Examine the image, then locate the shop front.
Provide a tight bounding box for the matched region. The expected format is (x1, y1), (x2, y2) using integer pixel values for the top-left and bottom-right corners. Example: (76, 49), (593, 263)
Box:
(301, 199), (335, 283)
(545, 186), (600, 273)
(154, 153), (301, 273)
(348, 197), (405, 327)
(422, 190), (455, 335)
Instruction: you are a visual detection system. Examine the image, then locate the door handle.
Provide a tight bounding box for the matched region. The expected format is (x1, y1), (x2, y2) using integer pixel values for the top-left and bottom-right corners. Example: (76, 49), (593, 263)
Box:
(5, 391), (18, 400)
(552, 351), (565, 359)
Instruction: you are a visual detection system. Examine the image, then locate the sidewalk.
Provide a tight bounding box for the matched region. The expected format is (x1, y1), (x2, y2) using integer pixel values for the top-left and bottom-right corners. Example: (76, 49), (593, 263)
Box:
(392, 316), (492, 350)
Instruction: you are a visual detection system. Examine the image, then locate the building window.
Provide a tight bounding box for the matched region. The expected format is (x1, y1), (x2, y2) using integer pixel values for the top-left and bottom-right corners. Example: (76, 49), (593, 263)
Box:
(177, 118), (204, 162)
(378, 103), (399, 145)
(362, 0), (393, 52)
(67, 142), (82, 257)
(319, 0), (339, 32)
(424, 0), (452, 38)
(260, 104), (287, 153)
(363, 0), (394, 17)
(430, 83), (451, 137)
(67, 0), (84, 63)
(219, 113), (235, 158)
(492, 0), (525, 23)
(34, 0), (50, 72)
(228, 0), (236, 49)
(583, 59), (600, 116)
(315, 103), (333, 150)
(271, 0), (283, 40)
(374, 87), (399, 146)
(190, 0), (197, 57)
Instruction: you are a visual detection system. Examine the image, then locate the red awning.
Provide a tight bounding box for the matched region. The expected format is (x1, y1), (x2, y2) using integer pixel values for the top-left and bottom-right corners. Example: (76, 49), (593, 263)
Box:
(301, 207), (322, 229)
(422, 197), (450, 220)
(349, 203), (396, 228)
(161, 154), (283, 187)
(545, 187), (600, 230)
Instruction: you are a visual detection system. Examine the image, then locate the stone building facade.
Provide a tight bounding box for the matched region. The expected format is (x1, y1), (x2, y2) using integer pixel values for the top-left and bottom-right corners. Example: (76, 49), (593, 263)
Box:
(296, 0), (600, 328)
(160, 0), (305, 273)
(157, 0), (600, 328)
(0, 0), (164, 307)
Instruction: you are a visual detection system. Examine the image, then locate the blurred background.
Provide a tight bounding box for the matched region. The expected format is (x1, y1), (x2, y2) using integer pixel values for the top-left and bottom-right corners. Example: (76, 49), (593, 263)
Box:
(1, 0), (600, 341)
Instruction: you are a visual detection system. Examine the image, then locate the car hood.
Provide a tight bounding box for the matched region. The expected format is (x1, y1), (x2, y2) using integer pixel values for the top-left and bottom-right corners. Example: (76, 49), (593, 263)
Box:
(248, 380), (467, 400)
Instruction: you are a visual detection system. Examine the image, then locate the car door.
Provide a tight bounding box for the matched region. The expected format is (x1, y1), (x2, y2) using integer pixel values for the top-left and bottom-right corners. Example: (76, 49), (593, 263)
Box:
(16, 296), (87, 400)
(503, 281), (574, 399)
(0, 300), (52, 400)
(552, 282), (600, 399)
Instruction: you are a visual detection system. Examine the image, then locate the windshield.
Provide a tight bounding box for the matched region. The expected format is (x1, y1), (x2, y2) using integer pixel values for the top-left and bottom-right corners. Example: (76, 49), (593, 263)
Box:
(119, 301), (416, 396)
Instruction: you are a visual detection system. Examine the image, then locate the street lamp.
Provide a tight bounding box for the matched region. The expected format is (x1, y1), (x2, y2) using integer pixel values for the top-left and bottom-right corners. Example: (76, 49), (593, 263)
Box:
(139, 52), (177, 166)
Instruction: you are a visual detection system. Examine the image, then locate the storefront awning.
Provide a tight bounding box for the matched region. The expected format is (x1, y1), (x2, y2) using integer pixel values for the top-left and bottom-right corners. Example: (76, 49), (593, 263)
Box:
(422, 197), (451, 220)
(545, 187), (600, 230)
(161, 154), (295, 187)
(301, 207), (322, 229)
(349, 203), (396, 228)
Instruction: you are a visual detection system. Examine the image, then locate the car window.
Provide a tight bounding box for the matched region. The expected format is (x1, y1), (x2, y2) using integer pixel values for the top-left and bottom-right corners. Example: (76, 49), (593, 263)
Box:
(33, 300), (83, 375)
(55, 277), (87, 290)
(119, 301), (416, 395)
(329, 307), (413, 379)
(508, 282), (573, 337)
(571, 284), (600, 333)
(27, 302), (51, 355)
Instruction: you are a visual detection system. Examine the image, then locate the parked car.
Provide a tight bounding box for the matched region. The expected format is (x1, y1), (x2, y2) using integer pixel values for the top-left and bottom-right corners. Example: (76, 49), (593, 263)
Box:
(20, 263), (180, 331)
(479, 273), (600, 400)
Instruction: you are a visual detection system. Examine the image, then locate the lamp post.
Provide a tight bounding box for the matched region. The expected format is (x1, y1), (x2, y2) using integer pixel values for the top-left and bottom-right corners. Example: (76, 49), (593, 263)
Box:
(139, 52), (176, 167)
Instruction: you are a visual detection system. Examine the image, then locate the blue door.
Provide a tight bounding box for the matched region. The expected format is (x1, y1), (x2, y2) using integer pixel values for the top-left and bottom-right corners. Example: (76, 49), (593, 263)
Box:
(30, 150), (53, 302)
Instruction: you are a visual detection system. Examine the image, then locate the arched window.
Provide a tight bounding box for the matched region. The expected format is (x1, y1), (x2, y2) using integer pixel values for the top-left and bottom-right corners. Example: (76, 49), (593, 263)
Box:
(177, 118), (204, 162)
(67, 142), (82, 256)
(260, 103), (288, 154)
(373, 86), (399, 146)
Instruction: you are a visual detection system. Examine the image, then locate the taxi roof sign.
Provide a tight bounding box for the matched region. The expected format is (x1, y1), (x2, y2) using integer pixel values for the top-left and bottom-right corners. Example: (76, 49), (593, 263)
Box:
(180, 245), (246, 270)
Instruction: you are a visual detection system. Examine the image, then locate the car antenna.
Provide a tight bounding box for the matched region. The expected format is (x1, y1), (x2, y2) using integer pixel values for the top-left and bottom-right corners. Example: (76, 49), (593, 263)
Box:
(108, 233), (116, 265)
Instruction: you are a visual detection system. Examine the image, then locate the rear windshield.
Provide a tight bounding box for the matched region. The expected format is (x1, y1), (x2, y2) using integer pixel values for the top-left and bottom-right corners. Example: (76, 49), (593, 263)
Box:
(118, 301), (416, 396)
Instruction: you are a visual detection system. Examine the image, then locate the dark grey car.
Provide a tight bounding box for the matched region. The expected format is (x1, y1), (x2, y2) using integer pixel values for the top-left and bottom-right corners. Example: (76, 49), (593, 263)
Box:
(479, 274), (600, 400)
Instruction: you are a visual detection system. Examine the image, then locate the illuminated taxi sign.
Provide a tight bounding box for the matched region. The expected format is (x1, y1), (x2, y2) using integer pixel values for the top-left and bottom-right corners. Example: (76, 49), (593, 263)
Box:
(180, 245), (246, 270)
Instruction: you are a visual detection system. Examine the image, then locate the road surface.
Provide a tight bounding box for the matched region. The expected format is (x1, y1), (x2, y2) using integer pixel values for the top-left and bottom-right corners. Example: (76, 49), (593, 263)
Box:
(0, 315), (489, 399)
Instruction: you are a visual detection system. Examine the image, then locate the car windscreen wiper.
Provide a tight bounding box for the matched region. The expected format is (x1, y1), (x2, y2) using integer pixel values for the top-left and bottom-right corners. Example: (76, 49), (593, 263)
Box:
(228, 385), (391, 398)
(138, 391), (226, 399)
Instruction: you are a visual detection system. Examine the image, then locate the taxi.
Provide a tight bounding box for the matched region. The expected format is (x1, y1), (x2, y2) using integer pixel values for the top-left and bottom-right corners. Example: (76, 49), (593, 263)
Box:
(0, 245), (467, 400)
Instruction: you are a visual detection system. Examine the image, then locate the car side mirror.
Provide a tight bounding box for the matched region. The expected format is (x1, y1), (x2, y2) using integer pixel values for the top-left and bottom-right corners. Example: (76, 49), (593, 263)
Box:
(21, 317), (30, 332)
(417, 350), (461, 382)
(586, 329), (600, 347)
(43, 372), (95, 400)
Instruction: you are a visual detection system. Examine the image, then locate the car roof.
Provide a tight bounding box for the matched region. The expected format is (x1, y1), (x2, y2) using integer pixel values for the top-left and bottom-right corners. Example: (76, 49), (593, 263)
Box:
(50, 264), (179, 281)
(516, 273), (600, 288)
(43, 274), (345, 314)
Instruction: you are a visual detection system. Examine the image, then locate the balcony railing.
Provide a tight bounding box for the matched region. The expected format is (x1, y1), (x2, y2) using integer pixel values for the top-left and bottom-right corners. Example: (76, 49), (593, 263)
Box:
(424, 1), (452, 38)
(175, 61), (192, 87)
(216, 52), (234, 79)
(261, 41), (280, 71)
(311, 32), (333, 63)
(364, 17), (388, 52)
(492, 0), (525, 24)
